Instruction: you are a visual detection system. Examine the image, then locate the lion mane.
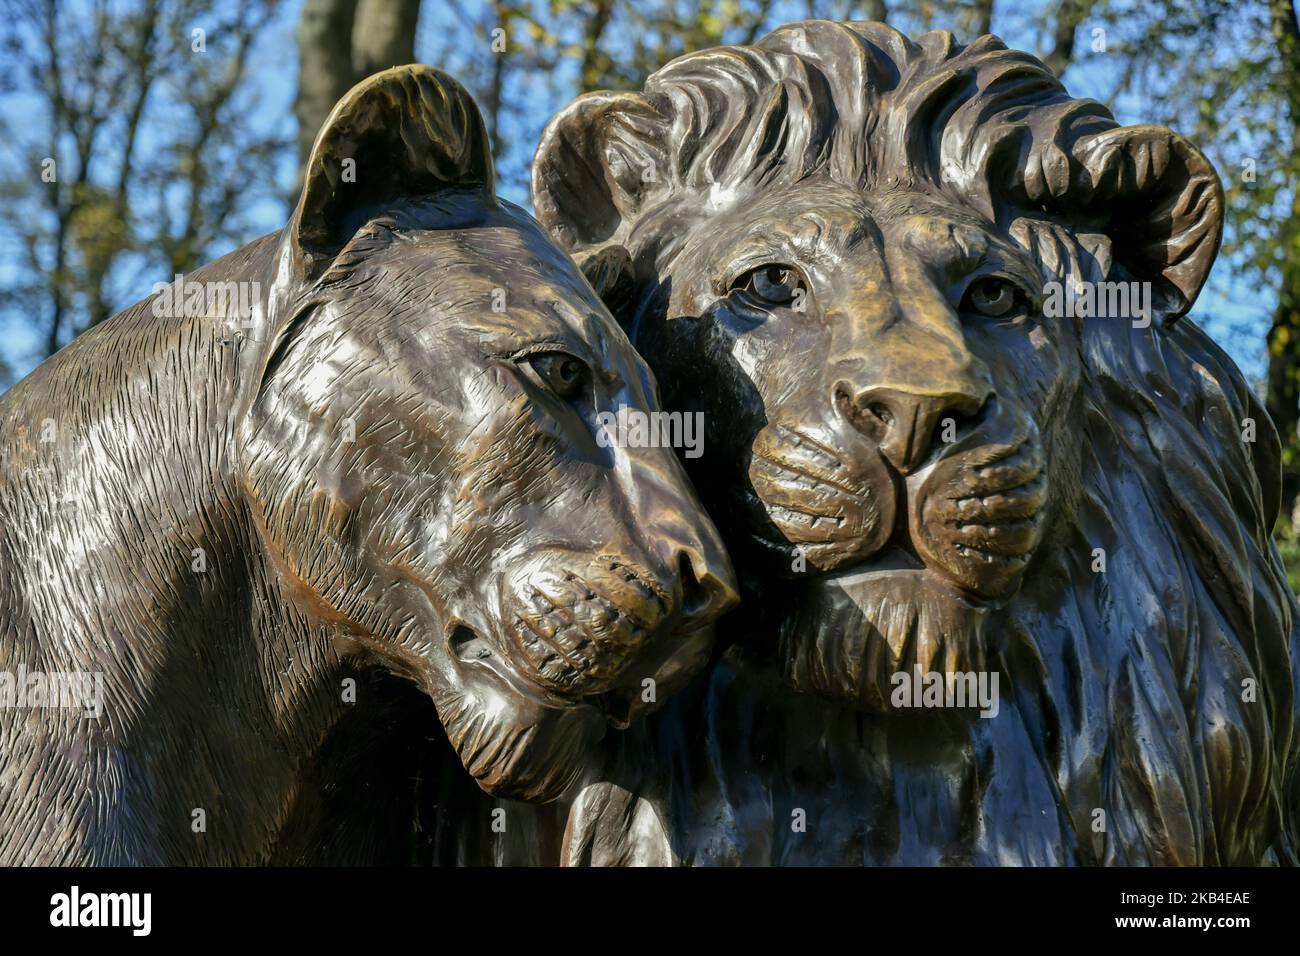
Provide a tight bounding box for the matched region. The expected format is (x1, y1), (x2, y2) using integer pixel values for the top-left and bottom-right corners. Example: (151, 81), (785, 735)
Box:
(528, 20), (1300, 865)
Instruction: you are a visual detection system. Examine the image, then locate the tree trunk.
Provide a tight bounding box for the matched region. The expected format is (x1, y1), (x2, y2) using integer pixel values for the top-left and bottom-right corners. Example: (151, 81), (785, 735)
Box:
(579, 0), (616, 92)
(862, 1), (887, 22)
(352, 0), (422, 77)
(1266, 234), (1300, 519)
(1044, 0), (1094, 77)
(295, 0), (421, 193)
(295, 0), (361, 172)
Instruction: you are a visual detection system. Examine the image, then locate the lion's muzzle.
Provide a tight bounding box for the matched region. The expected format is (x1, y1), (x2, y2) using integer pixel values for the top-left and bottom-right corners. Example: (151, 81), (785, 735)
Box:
(744, 403), (1046, 601)
(746, 420), (896, 572)
(911, 437), (1047, 598)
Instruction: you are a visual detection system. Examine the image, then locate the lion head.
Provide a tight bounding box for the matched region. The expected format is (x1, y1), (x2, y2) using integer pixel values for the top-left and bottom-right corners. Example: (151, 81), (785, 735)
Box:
(532, 22), (1299, 862)
(237, 67), (737, 803)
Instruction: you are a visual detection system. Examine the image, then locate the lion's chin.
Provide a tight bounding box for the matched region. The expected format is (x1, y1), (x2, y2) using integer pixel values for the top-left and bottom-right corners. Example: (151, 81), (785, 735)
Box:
(777, 564), (991, 713)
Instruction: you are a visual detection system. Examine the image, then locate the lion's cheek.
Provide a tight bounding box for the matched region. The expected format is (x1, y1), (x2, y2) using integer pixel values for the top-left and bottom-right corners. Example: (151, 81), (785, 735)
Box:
(911, 486), (1039, 600)
(746, 422), (896, 572)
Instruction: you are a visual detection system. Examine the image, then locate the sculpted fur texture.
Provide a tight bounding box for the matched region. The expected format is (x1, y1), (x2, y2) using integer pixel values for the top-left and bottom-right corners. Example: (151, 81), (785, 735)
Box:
(518, 19), (1300, 865)
(0, 66), (735, 865)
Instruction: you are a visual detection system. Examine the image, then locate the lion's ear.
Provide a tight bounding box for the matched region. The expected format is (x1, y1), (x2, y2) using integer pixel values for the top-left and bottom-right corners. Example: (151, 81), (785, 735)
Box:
(292, 65), (495, 271)
(1030, 124), (1224, 321)
(575, 244), (636, 321)
(531, 91), (668, 253)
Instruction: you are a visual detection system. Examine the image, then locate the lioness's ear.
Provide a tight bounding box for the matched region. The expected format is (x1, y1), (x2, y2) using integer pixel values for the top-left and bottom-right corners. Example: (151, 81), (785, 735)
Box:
(292, 65), (494, 271)
(1025, 124), (1224, 321)
(531, 91), (668, 254)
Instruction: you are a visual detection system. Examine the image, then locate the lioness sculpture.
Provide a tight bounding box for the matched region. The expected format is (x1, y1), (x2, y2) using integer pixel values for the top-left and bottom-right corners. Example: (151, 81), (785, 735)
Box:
(0, 66), (736, 865)
(519, 20), (1300, 865)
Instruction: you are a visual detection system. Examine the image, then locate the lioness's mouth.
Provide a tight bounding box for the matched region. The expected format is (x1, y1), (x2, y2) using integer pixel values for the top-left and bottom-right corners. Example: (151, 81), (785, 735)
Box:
(450, 623), (493, 662)
(449, 622), (599, 712)
(448, 622), (647, 729)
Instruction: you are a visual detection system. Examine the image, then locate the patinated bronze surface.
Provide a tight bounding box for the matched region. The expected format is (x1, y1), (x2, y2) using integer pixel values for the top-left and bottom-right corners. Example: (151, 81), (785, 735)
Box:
(514, 19), (1300, 865)
(0, 65), (737, 864)
(3, 20), (1295, 869)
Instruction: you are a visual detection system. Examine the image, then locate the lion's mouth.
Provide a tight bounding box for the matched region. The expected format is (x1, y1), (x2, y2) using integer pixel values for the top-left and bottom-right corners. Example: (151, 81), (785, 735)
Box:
(838, 542), (926, 576)
(743, 417), (1046, 600)
(589, 686), (641, 730)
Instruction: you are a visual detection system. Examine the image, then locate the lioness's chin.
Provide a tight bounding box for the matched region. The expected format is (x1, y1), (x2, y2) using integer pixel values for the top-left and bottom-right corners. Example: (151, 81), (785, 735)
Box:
(777, 566), (993, 713)
(435, 669), (607, 802)
(433, 620), (716, 801)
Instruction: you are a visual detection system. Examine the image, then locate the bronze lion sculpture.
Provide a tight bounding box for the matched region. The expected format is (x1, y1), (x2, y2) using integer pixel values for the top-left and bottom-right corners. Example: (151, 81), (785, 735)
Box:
(0, 66), (736, 865)
(503, 19), (1300, 865)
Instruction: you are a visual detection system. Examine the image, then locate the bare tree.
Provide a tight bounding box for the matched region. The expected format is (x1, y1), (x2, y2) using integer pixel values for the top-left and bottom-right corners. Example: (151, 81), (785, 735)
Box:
(0, 0), (292, 372)
(1043, 0), (1095, 76)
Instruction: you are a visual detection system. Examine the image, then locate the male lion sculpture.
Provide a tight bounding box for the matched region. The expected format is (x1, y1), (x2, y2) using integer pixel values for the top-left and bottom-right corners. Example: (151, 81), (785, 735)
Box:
(0, 66), (736, 865)
(517, 20), (1300, 865)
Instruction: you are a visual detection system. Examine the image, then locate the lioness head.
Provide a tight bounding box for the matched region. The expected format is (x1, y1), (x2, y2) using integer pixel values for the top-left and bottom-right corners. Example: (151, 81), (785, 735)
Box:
(533, 21), (1227, 710)
(237, 67), (737, 800)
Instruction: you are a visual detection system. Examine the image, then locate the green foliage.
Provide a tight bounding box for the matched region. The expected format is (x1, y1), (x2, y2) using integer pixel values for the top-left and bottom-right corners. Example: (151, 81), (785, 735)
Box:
(1274, 515), (1300, 595)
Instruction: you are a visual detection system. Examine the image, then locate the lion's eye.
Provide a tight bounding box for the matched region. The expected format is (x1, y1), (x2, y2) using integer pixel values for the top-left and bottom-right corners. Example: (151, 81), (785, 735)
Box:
(524, 352), (589, 400)
(733, 264), (806, 306)
(962, 276), (1021, 318)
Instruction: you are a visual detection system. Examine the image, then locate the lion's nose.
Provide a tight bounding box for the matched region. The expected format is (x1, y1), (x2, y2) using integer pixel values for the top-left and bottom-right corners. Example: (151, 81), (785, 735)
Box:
(838, 384), (991, 474)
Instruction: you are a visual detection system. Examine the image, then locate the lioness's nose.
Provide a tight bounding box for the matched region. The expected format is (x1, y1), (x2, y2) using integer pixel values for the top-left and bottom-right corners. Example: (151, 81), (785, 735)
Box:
(674, 543), (739, 629)
(839, 384), (991, 474)
(646, 514), (738, 629)
(633, 462), (738, 627)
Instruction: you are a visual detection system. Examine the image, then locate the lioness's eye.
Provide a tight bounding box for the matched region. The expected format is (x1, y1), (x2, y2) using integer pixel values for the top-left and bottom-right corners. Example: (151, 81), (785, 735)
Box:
(732, 264), (806, 306)
(524, 352), (589, 400)
(962, 276), (1021, 318)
